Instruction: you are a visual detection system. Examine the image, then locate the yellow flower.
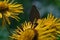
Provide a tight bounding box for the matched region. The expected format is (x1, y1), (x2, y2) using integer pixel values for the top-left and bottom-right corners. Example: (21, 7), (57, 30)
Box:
(35, 13), (60, 40)
(10, 22), (36, 40)
(0, 0), (23, 25)
(10, 13), (60, 40)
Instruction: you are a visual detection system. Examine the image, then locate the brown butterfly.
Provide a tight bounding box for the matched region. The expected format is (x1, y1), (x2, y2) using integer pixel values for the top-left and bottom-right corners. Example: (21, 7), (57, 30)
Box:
(29, 5), (40, 22)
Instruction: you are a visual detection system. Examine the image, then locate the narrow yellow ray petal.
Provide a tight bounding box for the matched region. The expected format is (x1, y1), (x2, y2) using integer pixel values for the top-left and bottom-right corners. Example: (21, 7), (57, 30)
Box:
(2, 15), (6, 26)
(6, 0), (9, 3)
(53, 18), (57, 23)
(5, 16), (10, 24)
(11, 15), (20, 21)
(50, 35), (56, 39)
(56, 19), (60, 23)
(7, 11), (19, 16)
(15, 28), (23, 35)
(31, 24), (35, 29)
(54, 23), (60, 26)
(40, 29), (55, 35)
(5, 11), (11, 17)
(9, 9), (23, 13)
(10, 4), (22, 7)
(47, 14), (50, 18)
(42, 25), (50, 31)
(11, 13), (19, 15)
(49, 13), (53, 18)
(56, 31), (60, 34)
(4, 0), (6, 2)
(0, 13), (2, 18)
(40, 33), (51, 39)
(15, 29), (20, 34)
(9, 0), (14, 4)
(17, 7), (23, 9)
(12, 2), (17, 5)
(17, 26), (23, 32)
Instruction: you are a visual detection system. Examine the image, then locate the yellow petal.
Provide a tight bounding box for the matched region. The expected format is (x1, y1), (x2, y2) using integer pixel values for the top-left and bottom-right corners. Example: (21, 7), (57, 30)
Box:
(0, 13), (2, 18)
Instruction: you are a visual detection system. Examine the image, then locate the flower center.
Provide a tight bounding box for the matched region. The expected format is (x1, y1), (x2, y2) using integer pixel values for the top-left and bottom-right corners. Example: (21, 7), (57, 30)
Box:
(0, 2), (9, 13)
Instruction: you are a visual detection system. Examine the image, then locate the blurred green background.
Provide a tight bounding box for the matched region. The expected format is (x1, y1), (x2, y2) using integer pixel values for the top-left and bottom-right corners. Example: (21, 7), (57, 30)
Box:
(0, 0), (60, 40)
